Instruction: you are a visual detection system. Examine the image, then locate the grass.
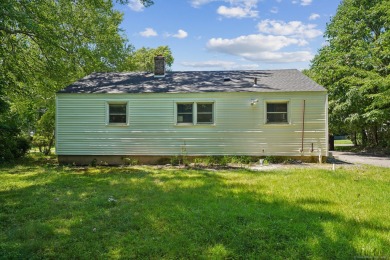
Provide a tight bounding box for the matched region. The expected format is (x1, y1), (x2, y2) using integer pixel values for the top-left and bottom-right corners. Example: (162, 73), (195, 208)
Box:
(1, 154), (389, 259)
(334, 139), (354, 145)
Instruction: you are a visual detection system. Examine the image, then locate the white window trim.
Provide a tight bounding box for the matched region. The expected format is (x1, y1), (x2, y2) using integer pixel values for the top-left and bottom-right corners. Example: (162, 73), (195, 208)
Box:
(174, 100), (216, 126)
(264, 100), (291, 125)
(196, 102), (215, 125)
(176, 102), (194, 126)
(106, 101), (129, 126)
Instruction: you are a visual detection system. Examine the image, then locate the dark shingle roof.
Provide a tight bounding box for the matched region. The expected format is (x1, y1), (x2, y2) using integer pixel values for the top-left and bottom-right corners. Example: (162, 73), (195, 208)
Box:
(58, 70), (326, 94)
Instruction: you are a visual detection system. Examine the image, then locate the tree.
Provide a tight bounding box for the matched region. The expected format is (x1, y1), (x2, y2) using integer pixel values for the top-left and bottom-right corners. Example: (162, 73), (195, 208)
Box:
(119, 46), (174, 72)
(0, 0), (160, 159)
(308, 0), (390, 148)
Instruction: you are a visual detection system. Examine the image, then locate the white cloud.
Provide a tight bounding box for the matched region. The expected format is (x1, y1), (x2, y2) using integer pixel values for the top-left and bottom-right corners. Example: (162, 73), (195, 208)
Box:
(217, 5), (258, 18)
(191, 0), (258, 7)
(128, 0), (145, 12)
(181, 60), (235, 69)
(140, 28), (158, 37)
(300, 0), (312, 5)
(206, 34), (313, 63)
(257, 19), (322, 39)
(241, 51), (313, 63)
(190, 0), (259, 19)
(309, 13), (320, 20)
(181, 60), (260, 70)
(292, 0), (312, 5)
(207, 34), (303, 52)
(270, 7), (279, 14)
(172, 29), (188, 39)
(190, 0), (217, 8)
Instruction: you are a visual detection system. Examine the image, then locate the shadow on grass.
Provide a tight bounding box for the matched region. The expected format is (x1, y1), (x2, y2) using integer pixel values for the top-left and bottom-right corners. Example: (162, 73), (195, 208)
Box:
(0, 163), (389, 259)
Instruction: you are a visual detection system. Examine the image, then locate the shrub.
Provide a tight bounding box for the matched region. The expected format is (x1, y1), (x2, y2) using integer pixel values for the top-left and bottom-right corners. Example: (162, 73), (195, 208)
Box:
(33, 108), (55, 155)
(122, 157), (139, 166)
(0, 112), (31, 163)
(264, 156), (283, 164)
(32, 135), (53, 155)
(170, 156), (181, 166)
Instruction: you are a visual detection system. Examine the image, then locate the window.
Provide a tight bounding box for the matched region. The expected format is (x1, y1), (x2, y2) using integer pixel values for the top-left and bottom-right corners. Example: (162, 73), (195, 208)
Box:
(177, 103), (193, 123)
(197, 103), (213, 124)
(108, 103), (127, 124)
(176, 102), (214, 125)
(266, 102), (288, 123)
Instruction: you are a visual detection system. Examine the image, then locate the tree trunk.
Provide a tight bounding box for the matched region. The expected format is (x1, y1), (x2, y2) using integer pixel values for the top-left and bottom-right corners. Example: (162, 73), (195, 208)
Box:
(329, 134), (335, 151)
(352, 131), (358, 146)
(374, 125), (379, 146)
(361, 128), (368, 146)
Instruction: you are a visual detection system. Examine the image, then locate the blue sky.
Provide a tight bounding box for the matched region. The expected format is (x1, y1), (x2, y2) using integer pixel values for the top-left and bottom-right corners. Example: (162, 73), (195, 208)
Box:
(115, 0), (341, 71)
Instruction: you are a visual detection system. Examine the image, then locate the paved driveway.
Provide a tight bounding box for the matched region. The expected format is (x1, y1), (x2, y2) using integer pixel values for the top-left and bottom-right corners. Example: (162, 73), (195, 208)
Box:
(331, 151), (390, 168)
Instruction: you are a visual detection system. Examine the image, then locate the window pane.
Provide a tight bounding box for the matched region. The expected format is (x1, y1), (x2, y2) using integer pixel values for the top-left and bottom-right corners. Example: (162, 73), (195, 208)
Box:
(197, 103), (212, 113)
(177, 103), (193, 124)
(197, 114), (213, 123)
(109, 104), (127, 123)
(178, 104), (193, 113)
(267, 113), (288, 123)
(109, 115), (126, 123)
(197, 103), (213, 124)
(177, 114), (193, 123)
(267, 103), (287, 113)
(110, 104), (127, 114)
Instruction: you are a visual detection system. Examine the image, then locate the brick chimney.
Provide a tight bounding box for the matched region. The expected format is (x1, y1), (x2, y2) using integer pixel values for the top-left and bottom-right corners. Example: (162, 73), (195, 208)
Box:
(154, 55), (165, 77)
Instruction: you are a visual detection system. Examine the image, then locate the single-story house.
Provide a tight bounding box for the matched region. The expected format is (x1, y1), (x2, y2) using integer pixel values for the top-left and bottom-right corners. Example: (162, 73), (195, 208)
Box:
(56, 57), (328, 165)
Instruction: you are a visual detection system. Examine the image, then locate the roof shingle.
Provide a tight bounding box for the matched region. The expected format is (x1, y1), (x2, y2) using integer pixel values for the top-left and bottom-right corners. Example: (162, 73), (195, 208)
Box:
(58, 69), (326, 94)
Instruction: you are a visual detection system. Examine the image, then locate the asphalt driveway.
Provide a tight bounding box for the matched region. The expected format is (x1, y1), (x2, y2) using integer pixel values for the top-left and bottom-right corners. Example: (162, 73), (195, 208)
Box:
(331, 151), (390, 168)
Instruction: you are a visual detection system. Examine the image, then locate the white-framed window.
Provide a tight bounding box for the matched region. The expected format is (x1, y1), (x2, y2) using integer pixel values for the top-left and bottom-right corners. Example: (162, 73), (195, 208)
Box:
(176, 102), (214, 125)
(197, 103), (214, 124)
(177, 103), (193, 124)
(106, 101), (129, 125)
(266, 102), (289, 124)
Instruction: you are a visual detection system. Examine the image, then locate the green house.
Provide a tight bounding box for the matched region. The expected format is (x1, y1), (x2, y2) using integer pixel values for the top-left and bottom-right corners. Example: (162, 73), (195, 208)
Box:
(56, 59), (328, 165)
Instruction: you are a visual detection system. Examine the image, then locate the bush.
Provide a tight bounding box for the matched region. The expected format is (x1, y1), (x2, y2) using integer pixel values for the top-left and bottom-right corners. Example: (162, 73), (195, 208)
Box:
(0, 134), (31, 163)
(33, 108), (55, 155)
(0, 112), (31, 163)
(122, 157), (139, 166)
(32, 135), (54, 155)
(264, 156), (283, 164)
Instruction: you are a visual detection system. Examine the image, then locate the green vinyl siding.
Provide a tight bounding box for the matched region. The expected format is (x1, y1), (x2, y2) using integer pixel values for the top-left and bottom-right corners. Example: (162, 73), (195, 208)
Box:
(56, 91), (328, 156)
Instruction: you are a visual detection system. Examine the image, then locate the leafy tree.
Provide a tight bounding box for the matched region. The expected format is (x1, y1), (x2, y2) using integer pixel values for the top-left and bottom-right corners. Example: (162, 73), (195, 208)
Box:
(0, 0), (167, 160)
(32, 105), (55, 155)
(119, 46), (174, 72)
(308, 0), (390, 148)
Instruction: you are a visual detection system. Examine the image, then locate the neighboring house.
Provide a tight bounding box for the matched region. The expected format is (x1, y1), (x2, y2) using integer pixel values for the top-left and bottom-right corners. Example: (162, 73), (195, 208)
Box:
(56, 57), (328, 165)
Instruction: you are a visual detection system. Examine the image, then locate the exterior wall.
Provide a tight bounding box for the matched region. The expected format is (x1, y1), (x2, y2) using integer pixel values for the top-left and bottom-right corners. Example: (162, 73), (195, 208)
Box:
(56, 91), (328, 161)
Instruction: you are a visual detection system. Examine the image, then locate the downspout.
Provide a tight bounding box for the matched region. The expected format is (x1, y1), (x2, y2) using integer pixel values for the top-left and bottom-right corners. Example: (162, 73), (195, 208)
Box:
(301, 100), (306, 153)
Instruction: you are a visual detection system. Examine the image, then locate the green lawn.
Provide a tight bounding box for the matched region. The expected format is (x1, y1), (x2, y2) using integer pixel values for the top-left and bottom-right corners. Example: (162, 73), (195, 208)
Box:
(1, 155), (389, 259)
(334, 139), (354, 145)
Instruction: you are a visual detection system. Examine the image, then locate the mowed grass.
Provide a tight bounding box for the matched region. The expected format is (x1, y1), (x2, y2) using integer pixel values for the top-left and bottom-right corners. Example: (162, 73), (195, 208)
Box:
(0, 155), (389, 259)
(334, 139), (354, 145)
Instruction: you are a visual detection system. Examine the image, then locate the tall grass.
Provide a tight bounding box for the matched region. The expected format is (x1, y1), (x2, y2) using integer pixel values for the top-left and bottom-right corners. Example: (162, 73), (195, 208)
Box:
(1, 155), (389, 259)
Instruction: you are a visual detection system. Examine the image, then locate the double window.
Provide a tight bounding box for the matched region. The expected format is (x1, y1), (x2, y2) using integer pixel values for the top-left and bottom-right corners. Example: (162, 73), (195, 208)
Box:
(266, 102), (288, 123)
(177, 102), (214, 125)
(107, 102), (128, 125)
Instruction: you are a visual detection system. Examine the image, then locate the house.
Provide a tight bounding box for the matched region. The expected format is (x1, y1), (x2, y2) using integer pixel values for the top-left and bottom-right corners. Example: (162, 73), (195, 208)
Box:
(56, 57), (328, 165)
